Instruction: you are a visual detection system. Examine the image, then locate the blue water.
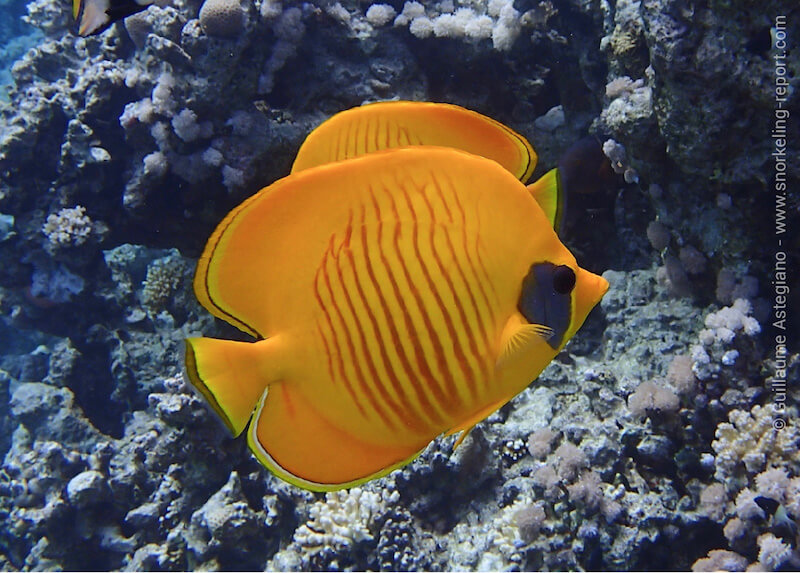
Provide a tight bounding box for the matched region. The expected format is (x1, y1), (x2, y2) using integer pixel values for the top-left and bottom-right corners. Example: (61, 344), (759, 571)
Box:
(0, 0), (41, 101)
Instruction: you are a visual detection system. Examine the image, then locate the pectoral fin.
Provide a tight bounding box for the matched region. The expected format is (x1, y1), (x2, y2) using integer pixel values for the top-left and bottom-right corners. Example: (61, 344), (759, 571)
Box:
(496, 314), (553, 370)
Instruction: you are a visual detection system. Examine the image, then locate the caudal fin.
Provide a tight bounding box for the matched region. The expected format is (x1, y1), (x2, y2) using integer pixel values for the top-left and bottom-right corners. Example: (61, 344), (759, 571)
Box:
(185, 337), (282, 436)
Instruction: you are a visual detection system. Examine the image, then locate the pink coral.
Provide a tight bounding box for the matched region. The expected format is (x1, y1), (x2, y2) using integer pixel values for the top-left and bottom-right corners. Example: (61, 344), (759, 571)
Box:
(566, 471), (603, 512)
(667, 354), (696, 395)
(554, 442), (588, 481)
(699, 483), (728, 521)
(527, 428), (557, 459)
(692, 549), (748, 572)
(627, 380), (679, 418)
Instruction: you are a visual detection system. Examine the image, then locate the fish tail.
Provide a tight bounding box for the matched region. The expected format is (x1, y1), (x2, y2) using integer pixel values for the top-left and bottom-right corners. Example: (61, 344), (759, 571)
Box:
(185, 337), (282, 436)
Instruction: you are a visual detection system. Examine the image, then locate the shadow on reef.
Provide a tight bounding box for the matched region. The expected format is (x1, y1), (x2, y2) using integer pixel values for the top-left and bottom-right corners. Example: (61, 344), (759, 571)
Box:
(632, 519), (728, 571)
(395, 427), (500, 533)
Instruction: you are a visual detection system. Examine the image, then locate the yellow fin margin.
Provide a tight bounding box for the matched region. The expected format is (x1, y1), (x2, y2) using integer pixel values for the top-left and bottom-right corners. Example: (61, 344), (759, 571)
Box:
(247, 385), (426, 492)
(496, 323), (554, 370)
(192, 188), (267, 339)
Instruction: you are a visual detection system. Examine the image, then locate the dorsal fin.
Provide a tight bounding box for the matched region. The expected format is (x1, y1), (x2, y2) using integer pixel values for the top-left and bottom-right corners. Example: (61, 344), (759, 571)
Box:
(292, 101), (537, 182)
(526, 168), (564, 232)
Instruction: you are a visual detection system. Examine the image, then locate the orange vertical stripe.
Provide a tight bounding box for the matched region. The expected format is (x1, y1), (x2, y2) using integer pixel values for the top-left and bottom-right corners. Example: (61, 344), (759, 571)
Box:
(417, 180), (478, 401)
(341, 205), (425, 432)
(429, 171), (493, 380)
(320, 235), (398, 432)
(313, 264), (368, 420)
(363, 189), (444, 427)
(382, 182), (452, 413)
(445, 172), (499, 321)
(397, 183), (462, 412)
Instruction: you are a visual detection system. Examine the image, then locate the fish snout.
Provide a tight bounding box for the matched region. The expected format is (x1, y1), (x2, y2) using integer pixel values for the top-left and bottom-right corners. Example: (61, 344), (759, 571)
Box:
(574, 266), (609, 317)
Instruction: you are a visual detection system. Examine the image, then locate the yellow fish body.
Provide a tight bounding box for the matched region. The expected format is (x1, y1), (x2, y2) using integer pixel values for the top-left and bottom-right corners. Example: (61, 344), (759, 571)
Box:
(186, 104), (608, 491)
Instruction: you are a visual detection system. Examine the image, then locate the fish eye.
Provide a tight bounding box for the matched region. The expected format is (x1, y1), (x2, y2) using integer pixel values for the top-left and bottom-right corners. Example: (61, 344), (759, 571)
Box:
(552, 265), (576, 294)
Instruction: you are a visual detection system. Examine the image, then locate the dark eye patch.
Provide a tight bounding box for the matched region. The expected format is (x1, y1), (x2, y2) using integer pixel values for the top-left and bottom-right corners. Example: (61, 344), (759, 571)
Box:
(553, 265), (576, 294)
(517, 262), (574, 350)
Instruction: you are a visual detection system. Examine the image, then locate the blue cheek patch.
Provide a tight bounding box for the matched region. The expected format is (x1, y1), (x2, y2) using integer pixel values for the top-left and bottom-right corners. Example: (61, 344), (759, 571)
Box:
(517, 263), (575, 350)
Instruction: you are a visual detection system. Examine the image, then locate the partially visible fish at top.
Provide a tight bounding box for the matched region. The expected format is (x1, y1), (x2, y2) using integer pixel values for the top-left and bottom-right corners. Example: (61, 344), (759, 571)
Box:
(184, 101), (609, 491)
(73, 0), (153, 36)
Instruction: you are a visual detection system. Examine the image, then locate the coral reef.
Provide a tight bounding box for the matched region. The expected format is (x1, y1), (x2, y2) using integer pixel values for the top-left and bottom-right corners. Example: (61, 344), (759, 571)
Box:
(0, 0), (797, 569)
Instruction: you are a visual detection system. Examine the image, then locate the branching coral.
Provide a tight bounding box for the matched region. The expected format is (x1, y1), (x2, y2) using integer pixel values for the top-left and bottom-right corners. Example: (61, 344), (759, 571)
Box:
(712, 404), (799, 482)
(140, 254), (186, 313)
(389, 0), (522, 50)
(42, 206), (93, 248)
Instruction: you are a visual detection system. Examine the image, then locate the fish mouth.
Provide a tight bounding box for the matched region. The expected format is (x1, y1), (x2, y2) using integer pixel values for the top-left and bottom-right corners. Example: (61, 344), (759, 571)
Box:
(573, 266), (609, 324)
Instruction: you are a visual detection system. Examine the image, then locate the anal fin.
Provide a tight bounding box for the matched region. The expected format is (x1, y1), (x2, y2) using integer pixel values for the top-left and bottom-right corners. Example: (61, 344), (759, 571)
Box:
(248, 382), (427, 491)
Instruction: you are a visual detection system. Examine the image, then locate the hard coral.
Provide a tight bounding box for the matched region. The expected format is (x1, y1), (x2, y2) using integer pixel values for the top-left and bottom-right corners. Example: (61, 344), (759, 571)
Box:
(712, 404), (800, 482)
(396, 0), (521, 51)
(42, 206), (93, 248)
(755, 467), (790, 503)
(666, 354), (696, 395)
(294, 487), (398, 550)
(365, 4), (396, 26)
(554, 442), (588, 481)
(513, 502), (546, 542)
(527, 427), (557, 459)
(733, 488), (764, 520)
(698, 483), (727, 521)
(691, 549), (748, 572)
(199, 0), (247, 38)
(786, 477), (800, 519)
(723, 517), (747, 544)
(140, 254), (186, 313)
(757, 533), (792, 570)
(566, 471), (603, 512)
